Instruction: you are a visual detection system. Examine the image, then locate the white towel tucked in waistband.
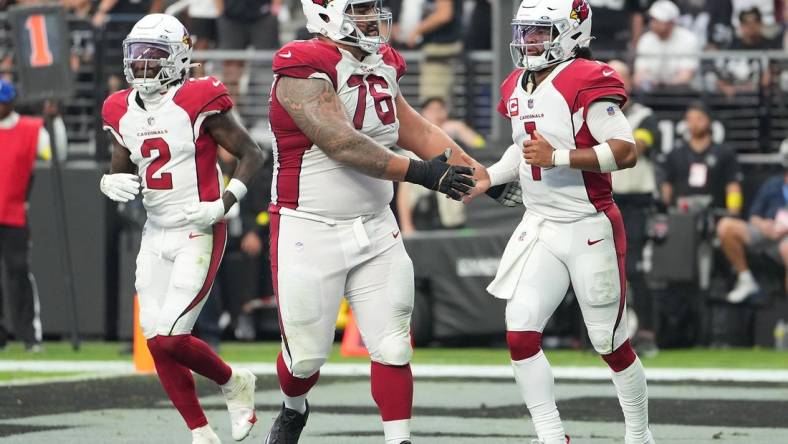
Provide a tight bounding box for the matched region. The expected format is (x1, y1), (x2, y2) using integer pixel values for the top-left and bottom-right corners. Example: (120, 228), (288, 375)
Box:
(487, 215), (544, 300)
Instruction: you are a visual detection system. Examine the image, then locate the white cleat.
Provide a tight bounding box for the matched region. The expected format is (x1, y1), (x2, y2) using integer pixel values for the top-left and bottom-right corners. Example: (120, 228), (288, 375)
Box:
(192, 424), (222, 444)
(221, 367), (257, 441)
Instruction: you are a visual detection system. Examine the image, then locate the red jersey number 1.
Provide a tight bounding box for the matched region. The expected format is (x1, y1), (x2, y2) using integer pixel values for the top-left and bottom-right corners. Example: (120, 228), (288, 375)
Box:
(524, 121), (541, 181)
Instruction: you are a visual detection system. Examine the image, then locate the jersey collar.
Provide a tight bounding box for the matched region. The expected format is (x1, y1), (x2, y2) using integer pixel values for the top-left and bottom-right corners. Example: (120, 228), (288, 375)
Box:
(519, 59), (574, 95)
(337, 46), (384, 72)
(132, 83), (181, 112)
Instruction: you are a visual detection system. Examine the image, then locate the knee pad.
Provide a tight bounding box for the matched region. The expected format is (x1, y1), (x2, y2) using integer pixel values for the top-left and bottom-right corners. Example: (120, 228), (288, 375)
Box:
(374, 335), (413, 366)
(602, 339), (636, 372)
(290, 357), (325, 379)
(150, 334), (188, 356)
(507, 331), (542, 361)
(588, 327), (616, 355)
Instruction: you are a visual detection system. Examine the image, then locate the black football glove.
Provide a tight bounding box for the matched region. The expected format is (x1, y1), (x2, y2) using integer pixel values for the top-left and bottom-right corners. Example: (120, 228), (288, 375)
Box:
(485, 181), (523, 207)
(404, 149), (475, 201)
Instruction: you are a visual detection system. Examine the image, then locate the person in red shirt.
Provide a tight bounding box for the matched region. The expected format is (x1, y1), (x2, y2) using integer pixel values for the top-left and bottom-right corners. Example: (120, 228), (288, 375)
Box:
(0, 79), (52, 353)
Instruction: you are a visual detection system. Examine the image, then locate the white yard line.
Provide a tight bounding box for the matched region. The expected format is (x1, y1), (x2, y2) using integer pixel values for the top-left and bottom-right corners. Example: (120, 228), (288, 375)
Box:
(3, 360), (788, 384)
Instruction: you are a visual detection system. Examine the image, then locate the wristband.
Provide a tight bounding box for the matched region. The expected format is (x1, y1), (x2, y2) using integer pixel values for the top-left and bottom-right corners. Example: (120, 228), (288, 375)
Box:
(225, 178), (248, 201)
(552, 149), (570, 167)
(593, 142), (619, 172)
(404, 159), (429, 187)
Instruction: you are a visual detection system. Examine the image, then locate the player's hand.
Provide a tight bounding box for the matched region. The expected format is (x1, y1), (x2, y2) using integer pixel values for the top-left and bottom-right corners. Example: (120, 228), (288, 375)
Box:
(523, 131), (554, 168)
(406, 30), (421, 48)
(241, 231), (263, 257)
(100, 173), (140, 203)
(181, 200), (225, 227)
(459, 153), (489, 203)
(405, 149), (475, 201)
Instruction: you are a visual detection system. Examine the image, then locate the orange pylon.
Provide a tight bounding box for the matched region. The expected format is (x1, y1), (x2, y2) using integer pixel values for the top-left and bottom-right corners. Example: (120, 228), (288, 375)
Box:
(133, 294), (155, 373)
(340, 309), (368, 357)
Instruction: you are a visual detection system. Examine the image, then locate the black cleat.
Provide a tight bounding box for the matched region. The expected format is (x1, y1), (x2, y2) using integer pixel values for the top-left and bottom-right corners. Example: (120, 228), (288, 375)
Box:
(400, 441), (412, 444)
(264, 401), (309, 444)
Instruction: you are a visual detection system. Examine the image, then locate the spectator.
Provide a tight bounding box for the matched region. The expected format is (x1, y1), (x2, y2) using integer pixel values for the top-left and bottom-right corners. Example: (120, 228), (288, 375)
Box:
(661, 101), (744, 215)
(188, 0), (221, 77)
(705, 0), (736, 49)
(63, 0), (96, 72)
(0, 80), (51, 353)
(236, 151), (275, 338)
(92, 0), (162, 28)
(731, 0), (779, 34)
(634, 0), (700, 91)
(716, 7), (782, 97)
(419, 96), (485, 150)
(463, 0), (491, 50)
(673, 0), (736, 49)
(218, 0), (281, 100)
(406, 0), (463, 104)
(716, 140), (788, 302)
(609, 60), (661, 357)
(588, 0), (649, 55)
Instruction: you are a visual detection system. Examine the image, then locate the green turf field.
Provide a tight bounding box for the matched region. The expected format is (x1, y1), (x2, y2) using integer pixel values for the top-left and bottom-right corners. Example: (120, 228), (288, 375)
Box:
(3, 341), (788, 369)
(0, 371), (82, 381)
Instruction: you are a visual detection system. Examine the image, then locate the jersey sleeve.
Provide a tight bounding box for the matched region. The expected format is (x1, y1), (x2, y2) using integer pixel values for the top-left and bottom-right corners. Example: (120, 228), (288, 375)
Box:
(381, 45), (407, 81)
(554, 59), (628, 120)
(272, 40), (342, 89)
(497, 69), (524, 120)
(101, 89), (132, 148)
(578, 62), (628, 118)
(173, 76), (234, 125)
(199, 77), (233, 116)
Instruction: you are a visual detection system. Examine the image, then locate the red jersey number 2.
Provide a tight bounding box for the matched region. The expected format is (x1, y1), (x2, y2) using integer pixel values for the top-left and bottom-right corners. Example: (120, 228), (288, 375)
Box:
(141, 138), (173, 190)
(524, 121), (541, 181)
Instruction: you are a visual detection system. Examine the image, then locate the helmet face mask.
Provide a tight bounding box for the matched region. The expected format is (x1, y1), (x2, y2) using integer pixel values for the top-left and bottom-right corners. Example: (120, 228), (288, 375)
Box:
(303, 0), (392, 54)
(123, 14), (192, 96)
(511, 0), (592, 71)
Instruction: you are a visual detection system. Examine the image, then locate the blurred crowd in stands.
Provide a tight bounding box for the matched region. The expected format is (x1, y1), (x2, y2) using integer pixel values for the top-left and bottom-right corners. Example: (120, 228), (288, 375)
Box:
(0, 0), (786, 351)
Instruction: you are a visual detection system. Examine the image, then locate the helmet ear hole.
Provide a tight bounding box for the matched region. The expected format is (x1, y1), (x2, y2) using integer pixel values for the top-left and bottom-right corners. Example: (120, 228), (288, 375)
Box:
(320, 13), (330, 23)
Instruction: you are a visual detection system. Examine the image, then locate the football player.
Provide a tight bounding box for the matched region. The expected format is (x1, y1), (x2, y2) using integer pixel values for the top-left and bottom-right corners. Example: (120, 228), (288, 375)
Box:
(99, 14), (264, 444)
(263, 1), (485, 443)
(462, 1), (655, 443)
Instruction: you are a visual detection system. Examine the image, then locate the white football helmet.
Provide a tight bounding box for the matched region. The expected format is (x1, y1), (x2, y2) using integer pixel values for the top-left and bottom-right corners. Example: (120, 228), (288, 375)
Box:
(123, 14), (193, 96)
(301, 0), (392, 54)
(511, 0), (593, 71)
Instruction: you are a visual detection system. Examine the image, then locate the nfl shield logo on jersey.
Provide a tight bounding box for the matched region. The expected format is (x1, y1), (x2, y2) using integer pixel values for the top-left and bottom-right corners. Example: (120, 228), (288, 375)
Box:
(147, 116), (155, 127)
(528, 99), (534, 109)
(606, 106), (615, 116)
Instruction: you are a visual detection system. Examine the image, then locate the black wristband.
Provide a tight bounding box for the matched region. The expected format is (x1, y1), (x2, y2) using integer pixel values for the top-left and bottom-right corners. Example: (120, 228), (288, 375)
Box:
(404, 159), (429, 187)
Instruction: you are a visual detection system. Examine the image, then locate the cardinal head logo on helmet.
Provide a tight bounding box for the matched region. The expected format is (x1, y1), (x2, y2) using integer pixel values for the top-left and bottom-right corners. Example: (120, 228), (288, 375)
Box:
(570, 0), (590, 23)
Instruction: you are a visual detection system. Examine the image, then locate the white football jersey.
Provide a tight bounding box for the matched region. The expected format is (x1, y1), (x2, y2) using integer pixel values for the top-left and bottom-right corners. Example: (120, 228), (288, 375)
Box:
(498, 58), (628, 223)
(102, 77), (231, 228)
(269, 39), (405, 219)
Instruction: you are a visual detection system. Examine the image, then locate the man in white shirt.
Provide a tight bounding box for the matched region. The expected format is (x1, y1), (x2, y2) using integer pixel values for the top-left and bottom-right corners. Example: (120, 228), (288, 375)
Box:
(634, 0), (700, 91)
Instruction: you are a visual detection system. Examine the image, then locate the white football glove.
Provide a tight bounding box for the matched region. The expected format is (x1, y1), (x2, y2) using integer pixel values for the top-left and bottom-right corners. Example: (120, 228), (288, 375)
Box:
(182, 199), (226, 227)
(100, 173), (140, 202)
